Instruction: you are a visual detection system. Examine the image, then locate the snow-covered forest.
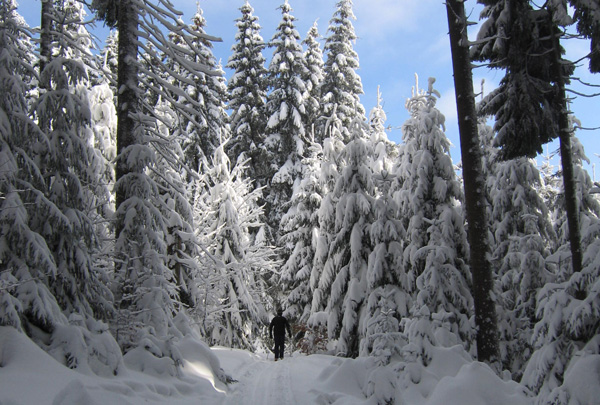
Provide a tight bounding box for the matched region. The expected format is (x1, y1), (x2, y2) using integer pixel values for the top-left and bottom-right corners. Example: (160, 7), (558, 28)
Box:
(1, 0), (599, 404)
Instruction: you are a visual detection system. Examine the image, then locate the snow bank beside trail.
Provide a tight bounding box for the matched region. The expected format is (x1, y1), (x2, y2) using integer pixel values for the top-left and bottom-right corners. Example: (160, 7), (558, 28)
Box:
(1, 326), (78, 404)
(555, 354), (600, 405)
(423, 362), (532, 405)
(313, 356), (371, 403)
(0, 327), (226, 405)
(303, 345), (534, 405)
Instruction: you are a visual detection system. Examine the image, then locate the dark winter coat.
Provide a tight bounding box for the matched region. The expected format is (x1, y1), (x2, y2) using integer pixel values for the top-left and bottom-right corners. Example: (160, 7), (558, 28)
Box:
(269, 315), (291, 339)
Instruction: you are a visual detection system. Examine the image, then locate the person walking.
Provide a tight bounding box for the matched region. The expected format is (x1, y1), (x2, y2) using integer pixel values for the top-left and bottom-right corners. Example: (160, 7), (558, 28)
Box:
(269, 309), (292, 361)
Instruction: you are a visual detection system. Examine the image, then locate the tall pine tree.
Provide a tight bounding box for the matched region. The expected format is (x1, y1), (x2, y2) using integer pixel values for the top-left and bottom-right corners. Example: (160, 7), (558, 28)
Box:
(280, 136), (324, 322)
(264, 0), (310, 243)
(194, 139), (274, 350)
(393, 78), (473, 365)
(319, 0), (365, 144)
(226, 1), (269, 189)
(317, 119), (375, 357)
(301, 21), (324, 131)
(90, 0), (220, 355)
(523, 136), (600, 404)
(488, 157), (555, 378)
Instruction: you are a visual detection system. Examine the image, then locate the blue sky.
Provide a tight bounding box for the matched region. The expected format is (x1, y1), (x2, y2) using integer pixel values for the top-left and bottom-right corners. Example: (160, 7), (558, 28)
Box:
(17, 0), (600, 179)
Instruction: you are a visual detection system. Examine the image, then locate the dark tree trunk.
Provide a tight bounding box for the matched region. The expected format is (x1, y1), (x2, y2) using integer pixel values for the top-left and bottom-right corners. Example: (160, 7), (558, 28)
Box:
(115, 0), (139, 239)
(549, 14), (584, 283)
(39, 0), (52, 79)
(446, 0), (500, 366)
(39, 0), (53, 134)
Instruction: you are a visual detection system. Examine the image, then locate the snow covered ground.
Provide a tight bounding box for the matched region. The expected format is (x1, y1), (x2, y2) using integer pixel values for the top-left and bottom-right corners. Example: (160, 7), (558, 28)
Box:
(0, 326), (538, 404)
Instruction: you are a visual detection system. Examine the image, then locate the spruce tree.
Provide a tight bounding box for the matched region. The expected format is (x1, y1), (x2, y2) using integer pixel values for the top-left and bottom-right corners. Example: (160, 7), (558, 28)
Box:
(1, 1), (121, 374)
(280, 136), (324, 322)
(87, 79), (117, 291)
(523, 137), (600, 404)
(367, 87), (396, 175)
(97, 29), (118, 89)
(318, 119), (375, 357)
(472, 0), (583, 285)
(90, 0), (220, 353)
(320, 0), (365, 144)
(471, 0), (569, 160)
(302, 21), (324, 131)
(360, 96), (407, 358)
(568, 0), (600, 72)
(361, 165), (407, 402)
(226, 1), (269, 188)
(488, 157), (555, 378)
(169, 6), (229, 172)
(264, 0), (310, 242)
(194, 140), (274, 350)
(308, 113), (344, 321)
(32, 0), (114, 322)
(393, 78), (473, 365)
(0, 0), (66, 335)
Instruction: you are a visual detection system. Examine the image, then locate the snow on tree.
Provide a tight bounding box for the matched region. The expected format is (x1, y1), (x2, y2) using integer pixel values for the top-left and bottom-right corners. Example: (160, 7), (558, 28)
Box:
(319, 0), (366, 144)
(303, 17), (357, 301)
(90, 0), (221, 357)
(301, 20), (324, 132)
(523, 136), (600, 404)
(97, 29), (118, 92)
(471, 0), (569, 160)
(0, 1), (121, 375)
(476, 113), (498, 223)
(88, 79), (117, 209)
(360, 89), (407, 363)
(393, 77), (473, 366)
(92, 0), (174, 349)
(308, 112), (345, 322)
(31, 0), (114, 321)
(538, 146), (562, 216)
(367, 87), (397, 176)
(152, 98), (203, 312)
(225, 1), (269, 189)
(472, 1), (584, 283)
(360, 176), (407, 358)
(567, 0), (600, 72)
(0, 0), (66, 336)
(86, 79), (117, 299)
(168, 6), (229, 172)
(263, 0), (310, 243)
(487, 156), (555, 378)
(279, 134), (324, 322)
(312, 118), (375, 357)
(194, 138), (275, 350)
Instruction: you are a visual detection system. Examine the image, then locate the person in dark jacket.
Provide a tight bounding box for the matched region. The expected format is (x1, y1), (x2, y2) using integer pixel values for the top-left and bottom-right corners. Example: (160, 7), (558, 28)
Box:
(269, 309), (292, 361)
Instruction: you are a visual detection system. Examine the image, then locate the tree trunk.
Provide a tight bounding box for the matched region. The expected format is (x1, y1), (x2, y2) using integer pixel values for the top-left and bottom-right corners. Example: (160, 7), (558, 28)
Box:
(115, 0), (139, 239)
(39, 0), (52, 79)
(549, 14), (584, 284)
(445, 0), (500, 366)
(39, 0), (53, 134)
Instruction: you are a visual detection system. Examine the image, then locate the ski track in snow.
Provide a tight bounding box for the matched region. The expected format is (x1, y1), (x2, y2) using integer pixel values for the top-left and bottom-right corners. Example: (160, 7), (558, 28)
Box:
(222, 358), (295, 405)
(215, 348), (328, 405)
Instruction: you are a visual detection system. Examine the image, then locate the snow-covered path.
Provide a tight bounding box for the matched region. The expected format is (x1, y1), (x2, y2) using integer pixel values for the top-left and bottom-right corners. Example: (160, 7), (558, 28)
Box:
(214, 348), (341, 405)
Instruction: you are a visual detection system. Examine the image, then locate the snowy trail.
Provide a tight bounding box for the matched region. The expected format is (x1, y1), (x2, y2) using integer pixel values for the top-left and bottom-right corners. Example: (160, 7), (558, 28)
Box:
(214, 348), (337, 405)
(221, 357), (293, 404)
